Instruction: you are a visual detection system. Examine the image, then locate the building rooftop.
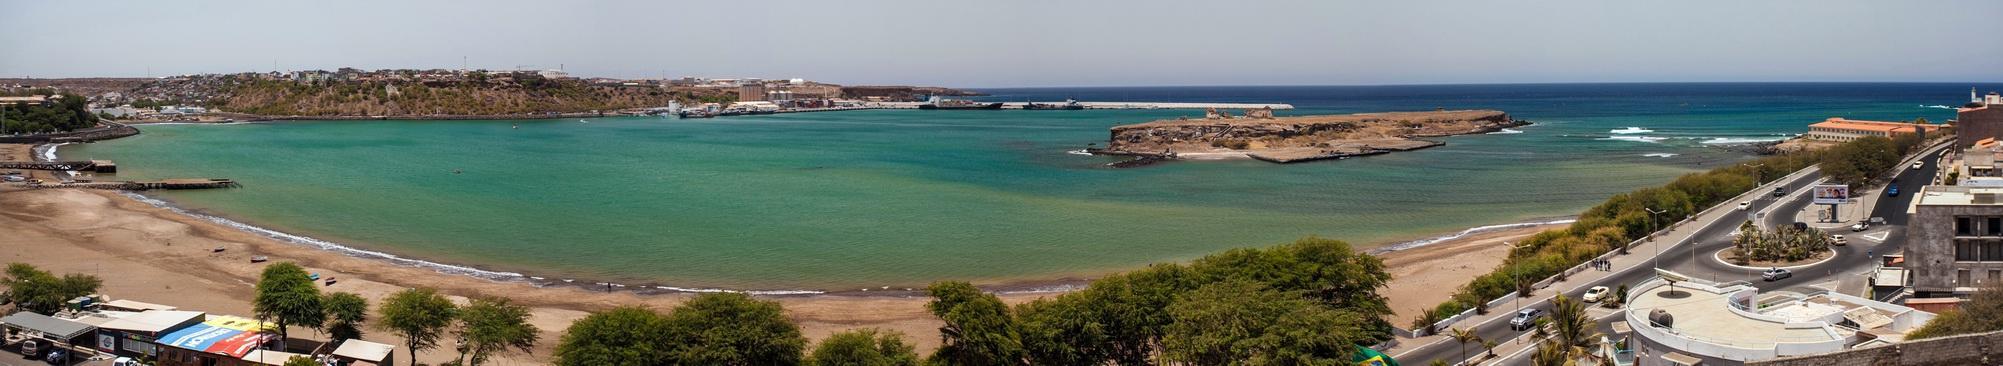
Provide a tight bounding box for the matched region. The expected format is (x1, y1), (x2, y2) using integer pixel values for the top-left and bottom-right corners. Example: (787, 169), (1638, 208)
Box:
(98, 310), (205, 333)
(333, 339), (396, 362)
(1628, 284), (1838, 349)
(1914, 185), (2003, 206)
(0, 312), (97, 340)
(1624, 275), (1934, 361)
(1809, 118), (1936, 134)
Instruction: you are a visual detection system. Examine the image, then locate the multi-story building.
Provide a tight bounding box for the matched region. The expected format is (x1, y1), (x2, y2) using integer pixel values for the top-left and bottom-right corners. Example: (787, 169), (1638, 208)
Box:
(1908, 185), (2003, 297)
(1803, 118), (1940, 143)
(1959, 90), (2003, 149)
(739, 84), (767, 102)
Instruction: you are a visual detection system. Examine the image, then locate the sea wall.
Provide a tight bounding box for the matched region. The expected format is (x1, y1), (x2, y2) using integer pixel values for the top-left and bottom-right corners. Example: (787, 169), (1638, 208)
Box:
(0, 122), (139, 144)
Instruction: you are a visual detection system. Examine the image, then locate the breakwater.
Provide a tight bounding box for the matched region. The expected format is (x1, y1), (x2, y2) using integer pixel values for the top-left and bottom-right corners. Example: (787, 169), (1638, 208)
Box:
(0, 121), (139, 144)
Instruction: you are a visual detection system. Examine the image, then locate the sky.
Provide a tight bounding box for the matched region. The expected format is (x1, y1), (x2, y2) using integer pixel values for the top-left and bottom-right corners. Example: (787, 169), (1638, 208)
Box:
(3, 0), (2000, 87)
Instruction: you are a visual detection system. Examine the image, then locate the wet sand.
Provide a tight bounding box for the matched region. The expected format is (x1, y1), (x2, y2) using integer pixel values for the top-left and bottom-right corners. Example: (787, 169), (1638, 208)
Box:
(0, 142), (1558, 364)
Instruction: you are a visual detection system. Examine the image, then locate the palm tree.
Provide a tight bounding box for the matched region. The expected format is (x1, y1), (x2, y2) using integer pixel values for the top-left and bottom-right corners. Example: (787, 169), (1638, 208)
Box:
(1449, 327), (1482, 364)
(1482, 339), (1498, 358)
(1530, 340), (1573, 366)
(1546, 294), (1601, 364)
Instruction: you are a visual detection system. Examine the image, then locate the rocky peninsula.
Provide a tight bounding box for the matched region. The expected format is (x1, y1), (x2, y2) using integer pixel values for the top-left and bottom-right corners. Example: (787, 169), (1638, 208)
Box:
(1098, 109), (1521, 165)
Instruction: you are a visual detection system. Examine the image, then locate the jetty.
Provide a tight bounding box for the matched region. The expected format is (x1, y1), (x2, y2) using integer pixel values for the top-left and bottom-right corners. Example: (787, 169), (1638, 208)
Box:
(0, 160), (116, 173)
(870, 101), (1295, 110)
(16, 178), (239, 191)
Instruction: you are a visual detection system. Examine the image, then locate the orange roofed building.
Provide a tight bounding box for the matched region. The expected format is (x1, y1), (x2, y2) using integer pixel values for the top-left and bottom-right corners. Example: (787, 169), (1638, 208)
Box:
(1803, 118), (1941, 143)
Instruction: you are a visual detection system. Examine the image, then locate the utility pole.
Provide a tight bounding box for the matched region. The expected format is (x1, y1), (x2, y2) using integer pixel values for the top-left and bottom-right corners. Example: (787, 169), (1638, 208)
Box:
(1646, 207), (1669, 270)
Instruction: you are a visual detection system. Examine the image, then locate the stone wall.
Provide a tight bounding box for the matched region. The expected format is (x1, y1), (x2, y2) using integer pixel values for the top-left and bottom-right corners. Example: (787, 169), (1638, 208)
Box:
(1751, 330), (2003, 366)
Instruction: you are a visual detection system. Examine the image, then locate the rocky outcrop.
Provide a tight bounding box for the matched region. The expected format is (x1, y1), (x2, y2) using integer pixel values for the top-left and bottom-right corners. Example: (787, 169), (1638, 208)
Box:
(1100, 110), (1518, 165)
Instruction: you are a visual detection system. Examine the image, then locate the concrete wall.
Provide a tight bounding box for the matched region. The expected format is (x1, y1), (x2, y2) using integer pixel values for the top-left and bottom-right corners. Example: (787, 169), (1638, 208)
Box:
(1752, 329), (2003, 366)
(1908, 200), (2003, 294)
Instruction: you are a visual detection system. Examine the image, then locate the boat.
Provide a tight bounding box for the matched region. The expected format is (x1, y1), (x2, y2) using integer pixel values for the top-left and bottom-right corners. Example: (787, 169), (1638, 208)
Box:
(1024, 99), (1085, 110)
(918, 96), (1002, 110)
(677, 110), (717, 119)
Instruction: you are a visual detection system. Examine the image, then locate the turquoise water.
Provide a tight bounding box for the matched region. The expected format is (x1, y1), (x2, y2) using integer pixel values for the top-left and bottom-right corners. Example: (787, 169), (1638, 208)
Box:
(59, 83), (1981, 290)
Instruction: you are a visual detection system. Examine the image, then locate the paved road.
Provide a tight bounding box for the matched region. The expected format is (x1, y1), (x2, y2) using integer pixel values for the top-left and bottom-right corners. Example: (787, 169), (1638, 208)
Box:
(1405, 143), (1949, 366)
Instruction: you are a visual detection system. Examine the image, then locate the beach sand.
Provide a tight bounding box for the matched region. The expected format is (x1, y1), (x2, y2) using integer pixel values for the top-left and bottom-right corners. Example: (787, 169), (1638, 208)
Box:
(0, 142), (1556, 364)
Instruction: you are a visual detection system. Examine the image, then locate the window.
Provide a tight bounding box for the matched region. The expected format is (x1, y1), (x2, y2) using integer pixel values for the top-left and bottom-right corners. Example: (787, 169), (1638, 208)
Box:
(1960, 217), (1975, 236)
(1959, 241), (1981, 261)
(1960, 269), (1973, 285)
(1989, 217), (2001, 236)
(1985, 242), (2003, 261)
(1989, 270), (2000, 282)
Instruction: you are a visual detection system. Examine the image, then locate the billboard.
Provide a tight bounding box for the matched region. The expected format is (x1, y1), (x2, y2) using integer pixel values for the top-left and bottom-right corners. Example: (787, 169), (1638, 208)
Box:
(1812, 184), (1850, 205)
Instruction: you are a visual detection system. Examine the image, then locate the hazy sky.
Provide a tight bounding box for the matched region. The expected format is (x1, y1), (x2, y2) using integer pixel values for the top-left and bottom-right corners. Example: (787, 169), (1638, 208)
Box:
(4, 0), (1999, 87)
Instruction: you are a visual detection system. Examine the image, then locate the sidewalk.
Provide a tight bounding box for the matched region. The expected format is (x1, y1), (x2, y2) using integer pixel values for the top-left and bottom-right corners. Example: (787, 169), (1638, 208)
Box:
(1389, 165), (1823, 361)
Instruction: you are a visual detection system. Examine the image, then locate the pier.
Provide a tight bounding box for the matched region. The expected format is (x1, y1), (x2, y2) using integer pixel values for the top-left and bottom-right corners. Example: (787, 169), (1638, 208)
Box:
(0, 160), (116, 173)
(869, 101), (1295, 110)
(16, 178), (239, 191)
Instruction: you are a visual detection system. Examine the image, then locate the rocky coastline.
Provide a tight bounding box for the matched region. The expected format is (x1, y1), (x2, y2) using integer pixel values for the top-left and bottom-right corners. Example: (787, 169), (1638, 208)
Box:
(1094, 109), (1523, 167)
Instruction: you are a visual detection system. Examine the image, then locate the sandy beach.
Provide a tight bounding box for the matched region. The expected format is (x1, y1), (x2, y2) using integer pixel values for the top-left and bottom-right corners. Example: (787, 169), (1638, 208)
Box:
(0, 142), (1554, 364)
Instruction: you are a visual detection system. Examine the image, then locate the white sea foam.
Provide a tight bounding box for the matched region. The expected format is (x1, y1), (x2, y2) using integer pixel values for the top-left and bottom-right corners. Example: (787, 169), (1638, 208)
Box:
(1643, 153), (1680, 158)
(1066, 149), (1094, 156)
(114, 191), (831, 296)
(1601, 135), (1666, 143)
(1922, 104), (1956, 110)
(1368, 218), (1579, 255)
(1487, 128), (1524, 135)
(1609, 127), (1654, 134)
(1700, 137), (1785, 145)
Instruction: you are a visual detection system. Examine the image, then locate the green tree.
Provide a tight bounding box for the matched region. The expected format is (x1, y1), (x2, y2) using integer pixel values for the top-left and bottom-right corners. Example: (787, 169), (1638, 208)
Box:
(1161, 281), (1363, 365)
(455, 297), (540, 366)
(553, 306), (669, 366)
(377, 288), (457, 366)
(1820, 136), (1899, 187)
(1529, 340), (1573, 366)
(1546, 294), (1598, 358)
(1016, 264), (1193, 366)
(1448, 327), (1481, 364)
(253, 262), (323, 342)
(807, 328), (921, 366)
(1910, 284), (2003, 339)
(1187, 237), (1395, 341)
(323, 292), (369, 342)
(282, 356), (318, 366)
(663, 292), (806, 365)
(1, 263), (101, 315)
(926, 281), (1025, 366)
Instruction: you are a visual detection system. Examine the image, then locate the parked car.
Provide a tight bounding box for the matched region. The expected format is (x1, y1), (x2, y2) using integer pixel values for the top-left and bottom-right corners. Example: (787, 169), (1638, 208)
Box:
(1773, 187), (1787, 197)
(19, 339), (40, 358)
(1763, 268), (1793, 281)
(1831, 234), (1847, 246)
(1582, 286), (1610, 303)
(1509, 309), (1545, 330)
(44, 348), (66, 364)
(1737, 201), (1752, 210)
(113, 357), (140, 366)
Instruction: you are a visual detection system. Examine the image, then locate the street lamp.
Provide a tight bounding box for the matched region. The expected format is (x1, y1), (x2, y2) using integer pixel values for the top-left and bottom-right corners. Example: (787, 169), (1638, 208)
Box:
(1743, 162), (1767, 186)
(1645, 207), (1669, 270)
(1504, 241), (1530, 313)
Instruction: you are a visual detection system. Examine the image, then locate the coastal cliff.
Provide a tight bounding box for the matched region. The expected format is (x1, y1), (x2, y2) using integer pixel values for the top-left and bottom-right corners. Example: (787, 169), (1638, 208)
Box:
(1101, 109), (1519, 164)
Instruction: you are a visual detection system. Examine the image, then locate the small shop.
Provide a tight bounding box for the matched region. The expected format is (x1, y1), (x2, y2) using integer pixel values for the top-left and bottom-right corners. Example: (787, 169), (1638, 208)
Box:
(0, 312), (99, 364)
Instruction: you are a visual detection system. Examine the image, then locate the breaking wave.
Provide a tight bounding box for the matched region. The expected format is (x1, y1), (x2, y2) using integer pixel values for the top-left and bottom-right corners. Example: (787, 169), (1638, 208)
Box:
(1700, 137), (1785, 145)
(1922, 105), (1956, 110)
(1487, 128), (1524, 135)
(1601, 135), (1667, 143)
(1610, 127), (1654, 134)
(1643, 153), (1680, 158)
(1368, 218), (1579, 255)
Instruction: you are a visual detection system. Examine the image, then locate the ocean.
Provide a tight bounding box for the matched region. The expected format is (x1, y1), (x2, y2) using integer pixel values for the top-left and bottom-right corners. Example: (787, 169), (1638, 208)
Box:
(58, 83), (1989, 292)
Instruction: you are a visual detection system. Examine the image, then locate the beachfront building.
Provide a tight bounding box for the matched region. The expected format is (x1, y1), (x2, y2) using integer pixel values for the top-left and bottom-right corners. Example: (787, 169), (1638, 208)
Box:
(1905, 185), (2003, 297)
(1959, 91), (2003, 149)
(0, 312), (97, 360)
(1802, 118), (1939, 143)
(96, 310), (207, 359)
(154, 315), (280, 366)
(1624, 275), (1934, 365)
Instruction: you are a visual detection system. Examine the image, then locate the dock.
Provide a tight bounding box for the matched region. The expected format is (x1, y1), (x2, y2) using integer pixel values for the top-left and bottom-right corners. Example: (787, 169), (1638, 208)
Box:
(15, 178), (239, 191)
(0, 160), (115, 173)
(869, 101), (1295, 110)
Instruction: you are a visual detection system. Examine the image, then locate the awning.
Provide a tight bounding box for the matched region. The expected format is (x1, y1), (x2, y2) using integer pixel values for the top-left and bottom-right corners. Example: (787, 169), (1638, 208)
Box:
(157, 315), (275, 358)
(332, 339), (395, 362)
(0, 312), (96, 341)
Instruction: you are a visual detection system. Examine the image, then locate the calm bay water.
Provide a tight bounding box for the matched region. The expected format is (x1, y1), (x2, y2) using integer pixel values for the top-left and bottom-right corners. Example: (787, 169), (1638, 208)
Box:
(60, 83), (1985, 290)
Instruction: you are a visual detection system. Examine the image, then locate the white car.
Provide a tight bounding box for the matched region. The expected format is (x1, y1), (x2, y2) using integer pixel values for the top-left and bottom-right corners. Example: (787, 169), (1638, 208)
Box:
(1830, 234), (1847, 246)
(1582, 286), (1610, 303)
(1913, 161), (1926, 170)
(1737, 201), (1751, 210)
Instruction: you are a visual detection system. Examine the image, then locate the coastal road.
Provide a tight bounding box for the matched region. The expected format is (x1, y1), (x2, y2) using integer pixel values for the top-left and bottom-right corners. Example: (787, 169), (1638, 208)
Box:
(1481, 144), (1947, 366)
(1399, 143), (1948, 366)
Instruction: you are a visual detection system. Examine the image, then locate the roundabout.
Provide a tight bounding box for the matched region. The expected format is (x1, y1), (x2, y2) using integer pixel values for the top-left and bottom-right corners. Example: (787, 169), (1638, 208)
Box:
(1711, 246), (1838, 271)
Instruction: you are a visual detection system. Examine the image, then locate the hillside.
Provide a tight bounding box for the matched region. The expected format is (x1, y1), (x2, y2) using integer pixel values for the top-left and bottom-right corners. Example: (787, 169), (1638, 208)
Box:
(204, 74), (702, 117)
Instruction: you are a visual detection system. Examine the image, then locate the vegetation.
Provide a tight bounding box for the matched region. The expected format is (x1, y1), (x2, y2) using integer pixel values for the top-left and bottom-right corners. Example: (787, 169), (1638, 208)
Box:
(1, 92), (98, 134)
(324, 292), (370, 342)
(283, 356), (318, 366)
(1419, 133), (1917, 327)
(553, 306), (670, 366)
(925, 281), (1025, 365)
(1162, 280), (1366, 365)
(455, 297), (541, 366)
(210, 75), (702, 116)
(0, 263), (102, 314)
(807, 329), (921, 366)
(377, 288), (458, 366)
(1729, 221), (1833, 263)
(1910, 284), (2003, 339)
(552, 293), (805, 366)
(1449, 327), (1481, 364)
(253, 262), (324, 342)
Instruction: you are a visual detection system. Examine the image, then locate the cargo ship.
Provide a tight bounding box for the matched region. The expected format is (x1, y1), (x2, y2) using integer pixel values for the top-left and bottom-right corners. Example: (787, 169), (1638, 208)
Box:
(1024, 99), (1085, 110)
(918, 96), (1002, 110)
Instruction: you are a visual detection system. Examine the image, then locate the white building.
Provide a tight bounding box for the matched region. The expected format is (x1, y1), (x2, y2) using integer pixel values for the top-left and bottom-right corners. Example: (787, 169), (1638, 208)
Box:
(1624, 274), (1933, 364)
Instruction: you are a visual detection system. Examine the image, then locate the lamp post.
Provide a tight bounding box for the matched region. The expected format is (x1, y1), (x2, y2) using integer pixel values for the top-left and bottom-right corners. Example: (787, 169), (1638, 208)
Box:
(1505, 241), (1529, 313)
(1645, 207), (1669, 270)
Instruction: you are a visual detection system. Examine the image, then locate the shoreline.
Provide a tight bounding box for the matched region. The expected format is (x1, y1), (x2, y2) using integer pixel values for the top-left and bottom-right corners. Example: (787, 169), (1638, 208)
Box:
(23, 139), (1570, 296)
